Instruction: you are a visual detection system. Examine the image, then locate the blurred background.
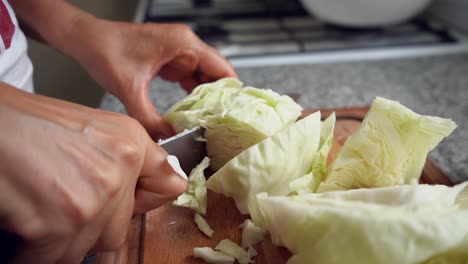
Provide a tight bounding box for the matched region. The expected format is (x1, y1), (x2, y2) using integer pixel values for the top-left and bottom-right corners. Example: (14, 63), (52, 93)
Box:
(28, 0), (137, 107)
(29, 0), (468, 107)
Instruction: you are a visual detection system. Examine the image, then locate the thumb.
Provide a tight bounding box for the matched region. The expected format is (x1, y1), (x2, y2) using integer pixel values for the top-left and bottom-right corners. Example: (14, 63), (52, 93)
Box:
(123, 87), (175, 140)
(133, 142), (188, 215)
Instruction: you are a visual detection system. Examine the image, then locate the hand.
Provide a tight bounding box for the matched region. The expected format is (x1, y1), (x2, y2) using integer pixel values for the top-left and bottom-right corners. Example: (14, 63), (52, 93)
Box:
(71, 20), (237, 139)
(10, 0), (236, 139)
(0, 83), (188, 263)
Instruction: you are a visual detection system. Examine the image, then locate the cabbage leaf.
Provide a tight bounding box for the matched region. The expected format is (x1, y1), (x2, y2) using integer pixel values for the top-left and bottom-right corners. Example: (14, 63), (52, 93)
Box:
(289, 113), (336, 195)
(194, 213), (214, 237)
(324, 97), (456, 189)
(206, 112), (322, 223)
(172, 157), (210, 215)
(193, 247), (235, 264)
(256, 182), (468, 264)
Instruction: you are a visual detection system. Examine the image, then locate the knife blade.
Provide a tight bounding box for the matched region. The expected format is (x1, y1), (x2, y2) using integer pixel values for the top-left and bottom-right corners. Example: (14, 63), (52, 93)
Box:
(158, 127), (207, 175)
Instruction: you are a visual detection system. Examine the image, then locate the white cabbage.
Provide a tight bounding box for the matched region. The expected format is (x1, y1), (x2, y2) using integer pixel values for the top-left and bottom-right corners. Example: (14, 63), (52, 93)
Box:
(206, 112), (322, 224)
(256, 182), (468, 264)
(215, 239), (252, 264)
(289, 113), (336, 195)
(239, 219), (266, 248)
(325, 97), (457, 189)
(193, 247), (235, 264)
(172, 157), (210, 215)
(165, 78), (302, 170)
(194, 213), (214, 237)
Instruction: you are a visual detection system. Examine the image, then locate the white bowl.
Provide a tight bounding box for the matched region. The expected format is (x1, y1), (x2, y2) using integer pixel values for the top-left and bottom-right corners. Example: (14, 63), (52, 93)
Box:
(299, 0), (433, 27)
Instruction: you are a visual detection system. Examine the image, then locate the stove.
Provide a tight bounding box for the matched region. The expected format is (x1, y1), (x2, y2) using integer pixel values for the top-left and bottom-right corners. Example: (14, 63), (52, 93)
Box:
(135, 0), (468, 67)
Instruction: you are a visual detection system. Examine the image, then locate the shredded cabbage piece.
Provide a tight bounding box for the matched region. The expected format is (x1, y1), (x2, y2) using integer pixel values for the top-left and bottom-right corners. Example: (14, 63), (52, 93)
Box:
(239, 219), (266, 248)
(215, 239), (252, 264)
(172, 157), (210, 215)
(194, 213), (214, 237)
(247, 246), (258, 259)
(193, 247), (235, 264)
(165, 77), (302, 171)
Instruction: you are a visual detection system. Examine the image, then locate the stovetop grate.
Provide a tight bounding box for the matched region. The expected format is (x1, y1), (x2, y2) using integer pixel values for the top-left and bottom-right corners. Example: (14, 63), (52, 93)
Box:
(143, 0), (462, 61)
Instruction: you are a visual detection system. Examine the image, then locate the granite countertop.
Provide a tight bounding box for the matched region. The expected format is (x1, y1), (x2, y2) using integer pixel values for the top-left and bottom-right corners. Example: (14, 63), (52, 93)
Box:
(100, 54), (468, 184)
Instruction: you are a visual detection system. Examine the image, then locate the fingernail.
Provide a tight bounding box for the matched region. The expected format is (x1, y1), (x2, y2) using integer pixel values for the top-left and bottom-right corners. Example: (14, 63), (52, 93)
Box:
(166, 155), (188, 180)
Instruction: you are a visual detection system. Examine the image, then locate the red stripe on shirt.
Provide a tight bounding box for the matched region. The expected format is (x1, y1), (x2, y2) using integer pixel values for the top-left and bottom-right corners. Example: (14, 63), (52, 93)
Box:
(0, 0), (15, 49)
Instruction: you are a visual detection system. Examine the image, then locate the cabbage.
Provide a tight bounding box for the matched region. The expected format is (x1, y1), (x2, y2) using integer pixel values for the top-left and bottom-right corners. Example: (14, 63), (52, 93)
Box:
(215, 239), (252, 264)
(289, 113), (336, 195)
(172, 157), (210, 215)
(206, 112), (322, 222)
(194, 213), (214, 237)
(256, 182), (468, 264)
(193, 247), (235, 264)
(239, 219), (266, 248)
(325, 97), (456, 189)
(288, 171), (321, 195)
(165, 78), (302, 170)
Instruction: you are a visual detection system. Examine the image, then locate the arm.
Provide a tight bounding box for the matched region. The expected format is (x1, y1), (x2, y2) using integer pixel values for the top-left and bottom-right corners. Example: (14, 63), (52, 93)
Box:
(0, 82), (187, 262)
(9, 0), (237, 139)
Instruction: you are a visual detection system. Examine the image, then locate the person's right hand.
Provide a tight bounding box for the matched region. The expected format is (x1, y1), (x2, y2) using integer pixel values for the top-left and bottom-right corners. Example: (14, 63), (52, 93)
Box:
(0, 83), (188, 263)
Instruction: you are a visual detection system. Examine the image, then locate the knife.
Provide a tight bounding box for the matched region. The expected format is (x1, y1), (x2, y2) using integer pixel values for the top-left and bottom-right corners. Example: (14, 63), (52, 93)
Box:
(158, 126), (207, 175)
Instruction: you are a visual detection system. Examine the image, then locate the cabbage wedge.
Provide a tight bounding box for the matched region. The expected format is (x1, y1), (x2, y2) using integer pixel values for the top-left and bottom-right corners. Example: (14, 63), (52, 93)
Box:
(206, 112), (322, 221)
(324, 97), (456, 189)
(165, 78), (302, 170)
(289, 113), (336, 195)
(256, 182), (468, 264)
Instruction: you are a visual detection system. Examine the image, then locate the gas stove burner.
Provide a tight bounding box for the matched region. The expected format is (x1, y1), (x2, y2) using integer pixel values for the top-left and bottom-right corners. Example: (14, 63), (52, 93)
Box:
(143, 0), (461, 62)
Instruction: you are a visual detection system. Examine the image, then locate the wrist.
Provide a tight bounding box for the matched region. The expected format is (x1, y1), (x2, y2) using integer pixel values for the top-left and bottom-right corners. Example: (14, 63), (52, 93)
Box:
(9, 0), (99, 57)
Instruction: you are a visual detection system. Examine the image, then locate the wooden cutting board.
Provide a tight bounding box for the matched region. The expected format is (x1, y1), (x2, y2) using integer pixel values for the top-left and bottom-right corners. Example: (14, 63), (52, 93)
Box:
(94, 107), (453, 264)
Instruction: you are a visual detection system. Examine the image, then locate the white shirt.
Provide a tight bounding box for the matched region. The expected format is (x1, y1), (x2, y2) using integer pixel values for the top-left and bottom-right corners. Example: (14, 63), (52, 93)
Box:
(0, 0), (33, 92)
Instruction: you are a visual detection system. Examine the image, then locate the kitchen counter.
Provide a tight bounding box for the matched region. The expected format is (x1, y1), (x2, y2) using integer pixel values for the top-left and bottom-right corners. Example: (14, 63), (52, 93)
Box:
(100, 53), (468, 184)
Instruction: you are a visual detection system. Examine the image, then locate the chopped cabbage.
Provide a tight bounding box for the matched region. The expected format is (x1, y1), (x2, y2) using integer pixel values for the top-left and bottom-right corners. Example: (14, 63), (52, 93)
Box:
(325, 97), (456, 189)
(247, 246), (258, 259)
(288, 171), (321, 195)
(172, 157), (210, 215)
(206, 112), (322, 223)
(289, 113), (336, 195)
(215, 239), (252, 264)
(194, 213), (214, 237)
(165, 77), (302, 170)
(193, 247), (235, 264)
(256, 182), (468, 264)
(239, 219), (266, 248)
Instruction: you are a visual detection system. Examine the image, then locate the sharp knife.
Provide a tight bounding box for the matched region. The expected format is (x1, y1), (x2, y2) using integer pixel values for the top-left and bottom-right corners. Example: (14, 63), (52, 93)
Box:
(158, 126), (207, 175)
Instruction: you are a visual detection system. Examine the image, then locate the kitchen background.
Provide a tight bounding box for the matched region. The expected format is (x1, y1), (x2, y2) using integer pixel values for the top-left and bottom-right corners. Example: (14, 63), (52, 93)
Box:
(28, 0), (138, 107)
(29, 0), (468, 183)
(30, 0), (468, 107)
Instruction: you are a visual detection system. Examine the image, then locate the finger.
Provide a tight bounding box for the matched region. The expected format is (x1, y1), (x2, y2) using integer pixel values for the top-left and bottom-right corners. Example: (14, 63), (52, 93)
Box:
(180, 76), (203, 92)
(159, 50), (198, 82)
(159, 64), (194, 83)
(198, 46), (237, 80)
(168, 50), (198, 73)
(134, 142), (188, 214)
(123, 87), (175, 140)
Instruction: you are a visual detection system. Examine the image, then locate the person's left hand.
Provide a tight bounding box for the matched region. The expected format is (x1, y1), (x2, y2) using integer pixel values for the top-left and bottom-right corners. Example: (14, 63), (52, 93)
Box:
(68, 20), (237, 140)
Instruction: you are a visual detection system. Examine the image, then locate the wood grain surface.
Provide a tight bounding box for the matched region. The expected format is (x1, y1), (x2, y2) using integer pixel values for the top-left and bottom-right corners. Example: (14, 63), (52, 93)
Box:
(94, 107), (453, 264)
